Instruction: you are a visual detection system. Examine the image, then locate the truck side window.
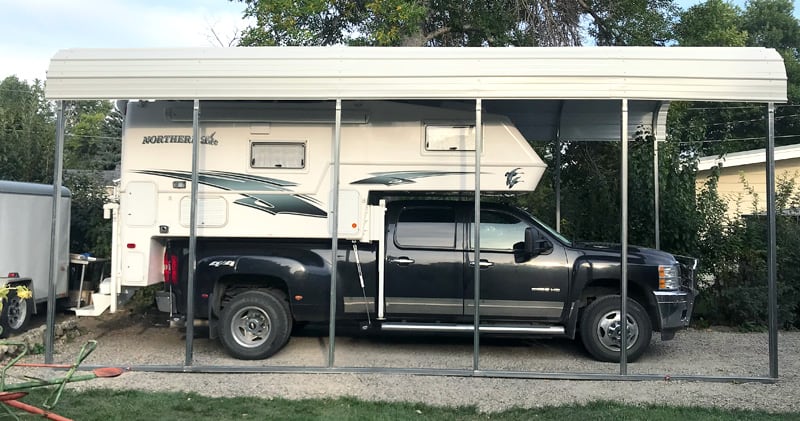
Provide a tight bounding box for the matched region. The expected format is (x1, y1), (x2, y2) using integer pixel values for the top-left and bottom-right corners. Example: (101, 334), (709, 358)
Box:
(470, 210), (526, 251)
(395, 206), (456, 249)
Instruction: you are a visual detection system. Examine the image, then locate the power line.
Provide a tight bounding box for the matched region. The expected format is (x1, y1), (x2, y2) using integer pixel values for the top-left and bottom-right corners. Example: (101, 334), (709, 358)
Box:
(676, 134), (800, 144)
(685, 104), (800, 111)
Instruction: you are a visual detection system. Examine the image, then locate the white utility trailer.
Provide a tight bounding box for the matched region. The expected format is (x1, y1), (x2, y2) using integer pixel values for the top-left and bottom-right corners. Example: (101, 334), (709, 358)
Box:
(0, 181), (70, 336)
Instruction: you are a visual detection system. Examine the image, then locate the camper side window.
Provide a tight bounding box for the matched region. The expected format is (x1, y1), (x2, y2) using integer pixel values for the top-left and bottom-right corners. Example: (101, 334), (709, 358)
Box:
(425, 125), (476, 151)
(251, 142), (305, 169)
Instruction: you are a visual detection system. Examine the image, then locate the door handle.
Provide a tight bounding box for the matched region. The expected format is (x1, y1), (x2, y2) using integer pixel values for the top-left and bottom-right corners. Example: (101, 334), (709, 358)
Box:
(388, 256), (415, 265)
(469, 260), (494, 268)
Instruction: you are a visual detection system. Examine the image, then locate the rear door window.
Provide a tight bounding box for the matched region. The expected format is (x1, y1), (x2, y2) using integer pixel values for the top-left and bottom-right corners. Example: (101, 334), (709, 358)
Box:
(394, 206), (456, 249)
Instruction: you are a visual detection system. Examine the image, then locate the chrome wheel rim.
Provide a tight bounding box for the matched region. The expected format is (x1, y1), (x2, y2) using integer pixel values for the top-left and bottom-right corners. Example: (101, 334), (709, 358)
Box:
(595, 309), (639, 352)
(230, 306), (271, 348)
(7, 295), (27, 330)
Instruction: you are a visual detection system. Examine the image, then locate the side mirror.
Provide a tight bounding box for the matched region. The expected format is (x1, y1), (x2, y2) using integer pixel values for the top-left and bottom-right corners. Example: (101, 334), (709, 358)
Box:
(524, 227), (552, 256)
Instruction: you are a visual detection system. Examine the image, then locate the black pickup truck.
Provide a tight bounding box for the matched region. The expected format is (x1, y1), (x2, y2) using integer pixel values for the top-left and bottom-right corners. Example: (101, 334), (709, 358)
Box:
(159, 199), (697, 362)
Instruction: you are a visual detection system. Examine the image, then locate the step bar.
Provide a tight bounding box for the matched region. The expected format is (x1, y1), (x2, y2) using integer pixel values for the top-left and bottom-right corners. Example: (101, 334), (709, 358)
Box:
(380, 322), (565, 335)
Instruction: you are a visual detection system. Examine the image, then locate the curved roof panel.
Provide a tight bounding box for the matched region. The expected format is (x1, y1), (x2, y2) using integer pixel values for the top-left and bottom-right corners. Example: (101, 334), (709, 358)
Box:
(45, 47), (787, 102)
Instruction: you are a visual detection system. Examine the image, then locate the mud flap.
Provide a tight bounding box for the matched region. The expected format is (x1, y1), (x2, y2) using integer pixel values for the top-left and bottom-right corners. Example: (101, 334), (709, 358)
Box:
(208, 292), (218, 340)
(565, 302), (579, 340)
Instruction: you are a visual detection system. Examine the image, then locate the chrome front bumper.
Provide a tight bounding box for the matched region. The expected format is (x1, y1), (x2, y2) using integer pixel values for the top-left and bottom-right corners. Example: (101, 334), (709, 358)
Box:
(654, 290), (694, 333)
(654, 254), (699, 340)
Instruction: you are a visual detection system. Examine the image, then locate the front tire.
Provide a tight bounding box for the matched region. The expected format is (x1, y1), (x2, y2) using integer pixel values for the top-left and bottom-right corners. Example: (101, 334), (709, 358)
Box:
(0, 289), (33, 338)
(579, 295), (652, 362)
(219, 290), (291, 360)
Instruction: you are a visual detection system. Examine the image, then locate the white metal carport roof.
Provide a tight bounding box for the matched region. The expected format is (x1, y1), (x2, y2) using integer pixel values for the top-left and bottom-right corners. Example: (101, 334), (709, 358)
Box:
(45, 46), (787, 103)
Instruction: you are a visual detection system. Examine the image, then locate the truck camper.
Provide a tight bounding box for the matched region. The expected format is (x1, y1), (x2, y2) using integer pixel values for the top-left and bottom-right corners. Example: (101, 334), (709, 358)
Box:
(91, 99), (695, 362)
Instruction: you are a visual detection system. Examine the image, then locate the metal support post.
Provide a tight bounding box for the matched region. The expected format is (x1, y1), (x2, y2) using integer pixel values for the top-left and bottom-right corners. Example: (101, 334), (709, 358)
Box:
(766, 103), (778, 378)
(328, 100), (343, 367)
(473, 99), (483, 371)
(620, 99), (629, 374)
(45, 100), (66, 364)
(185, 99), (201, 367)
(653, 138), (660, 249)
(555, 137), (562, 233)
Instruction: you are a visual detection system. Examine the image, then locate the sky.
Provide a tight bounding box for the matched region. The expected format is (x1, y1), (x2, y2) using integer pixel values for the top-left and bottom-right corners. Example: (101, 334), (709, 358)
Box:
(0, 0), (250, 81)
(1, 0), (798, 83)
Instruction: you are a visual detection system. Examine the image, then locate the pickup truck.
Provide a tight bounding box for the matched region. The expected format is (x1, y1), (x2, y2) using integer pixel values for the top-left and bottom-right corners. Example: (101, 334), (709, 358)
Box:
(160, 199), (697, 362)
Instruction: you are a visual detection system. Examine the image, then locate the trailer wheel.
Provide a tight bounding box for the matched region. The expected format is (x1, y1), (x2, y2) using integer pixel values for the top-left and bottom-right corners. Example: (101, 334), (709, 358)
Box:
(219, 290), (291, 360)
(0, 289), (33, 338)
(579, 295), (652, 363)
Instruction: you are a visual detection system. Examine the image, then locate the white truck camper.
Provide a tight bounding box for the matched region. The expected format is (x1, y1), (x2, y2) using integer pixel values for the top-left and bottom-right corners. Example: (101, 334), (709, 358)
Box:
(84, 100), (547, 316)
(0, 181), (70, 335)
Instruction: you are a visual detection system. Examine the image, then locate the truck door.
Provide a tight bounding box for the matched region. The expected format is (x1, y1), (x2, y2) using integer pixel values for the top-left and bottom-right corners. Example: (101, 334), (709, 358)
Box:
(464, 208), (569, 322)
(384, 204), (463, 317)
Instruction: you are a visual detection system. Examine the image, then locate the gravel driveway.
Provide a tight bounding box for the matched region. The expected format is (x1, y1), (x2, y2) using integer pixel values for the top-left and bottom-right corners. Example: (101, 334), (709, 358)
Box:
(14, 311), (800, 413)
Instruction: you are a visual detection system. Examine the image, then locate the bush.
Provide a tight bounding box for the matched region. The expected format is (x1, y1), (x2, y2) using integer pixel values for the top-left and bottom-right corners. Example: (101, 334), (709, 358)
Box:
(64, 172), (112, 258)
(693, 174), (800, 330)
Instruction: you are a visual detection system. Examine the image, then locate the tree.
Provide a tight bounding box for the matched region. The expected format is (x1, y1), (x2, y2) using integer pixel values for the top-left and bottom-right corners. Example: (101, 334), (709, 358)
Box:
(64, 101), (122, 171)
(580, 0), (679, 46)
(671, 0), (800, 157)
(674, 0), (746, 47)
(0, 76), (55, 183)
(235, 0), (688, 47)
(742, 0), (800, 51)
(235, 0), (585, 47)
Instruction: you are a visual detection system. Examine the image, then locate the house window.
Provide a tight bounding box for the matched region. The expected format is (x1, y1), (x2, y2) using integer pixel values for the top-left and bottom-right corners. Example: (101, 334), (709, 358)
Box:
(425, 125), (476, 151)
(251, 142), (305, 169)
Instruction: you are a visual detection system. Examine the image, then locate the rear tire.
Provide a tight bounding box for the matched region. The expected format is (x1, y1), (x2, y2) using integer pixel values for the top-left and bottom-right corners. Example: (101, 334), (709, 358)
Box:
(0, 289), (33, 338)
(579, 295), (652, 363)
(219, 290), (291, 360)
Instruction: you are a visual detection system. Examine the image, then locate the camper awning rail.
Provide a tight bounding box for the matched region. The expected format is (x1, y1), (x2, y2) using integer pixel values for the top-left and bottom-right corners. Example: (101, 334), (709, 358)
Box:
(45, 47), (787, 103)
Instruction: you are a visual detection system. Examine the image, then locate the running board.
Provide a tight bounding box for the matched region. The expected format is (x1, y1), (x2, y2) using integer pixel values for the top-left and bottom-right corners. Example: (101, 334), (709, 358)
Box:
(380, 322), (565, 335)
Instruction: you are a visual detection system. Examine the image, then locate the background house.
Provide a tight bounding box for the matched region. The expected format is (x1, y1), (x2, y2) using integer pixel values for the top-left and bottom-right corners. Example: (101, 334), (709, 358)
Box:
(696, 144), (800, 219)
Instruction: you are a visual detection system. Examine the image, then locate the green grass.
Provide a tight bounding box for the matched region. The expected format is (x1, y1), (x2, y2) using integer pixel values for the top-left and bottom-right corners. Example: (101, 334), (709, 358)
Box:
(6, 389), (798, 421)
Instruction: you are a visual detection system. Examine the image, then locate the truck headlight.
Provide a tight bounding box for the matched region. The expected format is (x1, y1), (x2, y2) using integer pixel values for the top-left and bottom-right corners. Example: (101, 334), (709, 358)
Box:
(658, 264), (680, 290)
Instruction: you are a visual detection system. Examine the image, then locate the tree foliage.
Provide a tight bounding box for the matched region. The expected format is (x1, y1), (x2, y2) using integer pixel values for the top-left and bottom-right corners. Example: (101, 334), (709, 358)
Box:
(0, 76), (54, 183)
(692, 173), (800, 330)
(235, 0), (688, 47)
(672, 0), (800, 158)
(64, 101), (122, 171)
(582, 0), (679, 46)
(1, 75), (119, 256)
(674, 0), (747, 46)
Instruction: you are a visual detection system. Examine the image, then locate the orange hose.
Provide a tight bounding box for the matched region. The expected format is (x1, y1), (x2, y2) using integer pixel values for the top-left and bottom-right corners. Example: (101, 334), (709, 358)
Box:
(2, 399), (73, 421)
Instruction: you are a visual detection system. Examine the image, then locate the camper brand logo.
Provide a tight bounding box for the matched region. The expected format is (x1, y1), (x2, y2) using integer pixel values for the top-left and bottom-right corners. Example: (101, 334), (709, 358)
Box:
(141, 132), (220, 146)
(505, 167), (522, 189)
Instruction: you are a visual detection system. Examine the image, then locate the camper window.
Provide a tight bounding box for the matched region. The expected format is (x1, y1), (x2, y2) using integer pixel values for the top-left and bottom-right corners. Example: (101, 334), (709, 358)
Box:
(250, 142), (305, 169)
(425, 125), (475, 151)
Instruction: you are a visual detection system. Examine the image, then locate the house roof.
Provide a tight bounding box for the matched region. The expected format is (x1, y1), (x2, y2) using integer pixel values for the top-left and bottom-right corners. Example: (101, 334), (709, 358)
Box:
(44, 47), (787, 102)
(697, 143), (800, 171)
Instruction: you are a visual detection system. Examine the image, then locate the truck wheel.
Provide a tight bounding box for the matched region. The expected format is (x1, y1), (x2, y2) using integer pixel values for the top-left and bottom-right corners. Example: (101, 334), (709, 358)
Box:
(219, 290), (291, 360)
(579, 295), (652, 363)
(0, 289), (33, 338)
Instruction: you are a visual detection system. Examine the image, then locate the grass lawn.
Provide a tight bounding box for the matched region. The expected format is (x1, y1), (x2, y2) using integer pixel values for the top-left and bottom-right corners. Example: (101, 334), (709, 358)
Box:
(3, 388), (796, 421)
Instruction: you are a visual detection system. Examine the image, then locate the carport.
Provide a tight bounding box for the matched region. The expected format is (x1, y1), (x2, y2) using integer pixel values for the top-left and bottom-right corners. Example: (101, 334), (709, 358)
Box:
(43, 46), (787, 381)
